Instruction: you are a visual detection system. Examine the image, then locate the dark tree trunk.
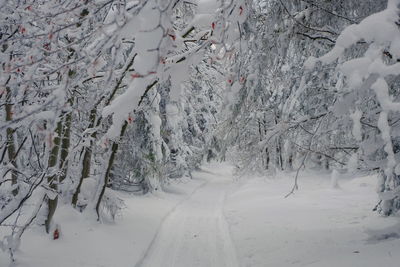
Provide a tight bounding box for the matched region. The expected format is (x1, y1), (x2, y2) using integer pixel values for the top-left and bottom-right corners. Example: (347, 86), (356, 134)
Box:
(44, 118), (63, 233)
(5, 87), (18, 196)
(95, 121), (128, 220)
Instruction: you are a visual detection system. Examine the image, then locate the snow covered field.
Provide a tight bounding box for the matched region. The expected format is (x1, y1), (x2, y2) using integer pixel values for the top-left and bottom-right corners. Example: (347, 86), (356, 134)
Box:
(1, 163), (400, 267)
(225, 170), (400, 267)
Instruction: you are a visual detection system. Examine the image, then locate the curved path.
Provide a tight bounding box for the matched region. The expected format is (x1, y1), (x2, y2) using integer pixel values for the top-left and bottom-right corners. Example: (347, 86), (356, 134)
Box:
(135, 167), (239, 267)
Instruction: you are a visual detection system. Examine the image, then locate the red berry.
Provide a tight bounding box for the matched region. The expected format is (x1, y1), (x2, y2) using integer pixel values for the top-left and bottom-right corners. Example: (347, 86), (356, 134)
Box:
(131, 73), (142, 79)
(169, 34), (176, 41)
(53, 229), (59, 240)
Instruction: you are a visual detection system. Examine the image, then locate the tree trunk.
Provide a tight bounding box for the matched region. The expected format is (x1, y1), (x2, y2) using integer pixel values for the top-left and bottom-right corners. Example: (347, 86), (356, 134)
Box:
(324, 156), (330, 170)
(276, 139), (283, 171)
(44, 118), (63, 233)
(5, 87), (18, 196)
(95, 121), (128, 220)
(59, 112), (72, 182)
(72, 109), (96, 207)
(287, 151), (293, 171)
(72, 54), (138, 207)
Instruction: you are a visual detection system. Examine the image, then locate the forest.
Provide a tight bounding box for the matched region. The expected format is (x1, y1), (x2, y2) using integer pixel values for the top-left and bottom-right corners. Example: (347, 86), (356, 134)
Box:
(1, 0), (400, 266)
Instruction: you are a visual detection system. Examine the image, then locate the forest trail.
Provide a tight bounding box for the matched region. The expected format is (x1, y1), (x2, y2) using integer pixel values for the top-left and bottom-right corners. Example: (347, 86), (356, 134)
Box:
(136, 165), (239, 267)
(3, 163), (400, 267)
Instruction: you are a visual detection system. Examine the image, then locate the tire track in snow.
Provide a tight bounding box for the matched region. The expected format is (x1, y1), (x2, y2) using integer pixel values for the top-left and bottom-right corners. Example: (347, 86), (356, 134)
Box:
(133, 180), (209, 267)
(134, 169), (239, 267)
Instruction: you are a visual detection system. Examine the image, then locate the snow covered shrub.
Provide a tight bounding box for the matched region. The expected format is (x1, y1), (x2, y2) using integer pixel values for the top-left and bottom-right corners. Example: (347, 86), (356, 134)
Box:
(98, 190), (125, 221)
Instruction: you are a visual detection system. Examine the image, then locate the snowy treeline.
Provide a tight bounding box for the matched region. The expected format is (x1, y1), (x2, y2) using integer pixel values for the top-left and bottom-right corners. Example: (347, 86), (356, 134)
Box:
(224, 0), (400, 214)
(1, 0), (400, 263)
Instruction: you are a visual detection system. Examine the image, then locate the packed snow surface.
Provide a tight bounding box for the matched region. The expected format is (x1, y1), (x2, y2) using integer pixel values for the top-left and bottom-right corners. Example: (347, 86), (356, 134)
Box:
(1, 163), (400, 266)
(136, 166), (239, 267)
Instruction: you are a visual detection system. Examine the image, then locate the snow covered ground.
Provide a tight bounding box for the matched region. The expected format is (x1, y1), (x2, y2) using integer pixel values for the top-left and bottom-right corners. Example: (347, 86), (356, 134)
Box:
(225, 169), (400, 267)
(0, 171), (207, 267)
(1, 163), (400, 267)
(136, 164), (238, 267)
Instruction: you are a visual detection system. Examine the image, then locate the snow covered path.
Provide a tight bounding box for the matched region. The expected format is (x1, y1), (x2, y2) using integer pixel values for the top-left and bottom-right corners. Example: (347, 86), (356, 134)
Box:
(136, 166), (239, 267)
(136, 164), (400, 267)
(2, 163), (400, 267)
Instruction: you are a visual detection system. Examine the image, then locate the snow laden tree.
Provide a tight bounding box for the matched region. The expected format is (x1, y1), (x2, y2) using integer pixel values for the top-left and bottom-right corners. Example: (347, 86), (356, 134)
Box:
(110, 1), (231, 192)
(0, 0), (118, 259)
(306, 0), (400, 215)
(225, 0), (387, 175)
(0, 0), (250, 262)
